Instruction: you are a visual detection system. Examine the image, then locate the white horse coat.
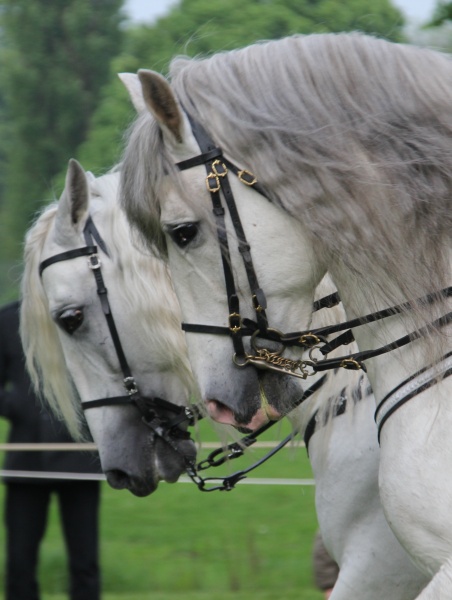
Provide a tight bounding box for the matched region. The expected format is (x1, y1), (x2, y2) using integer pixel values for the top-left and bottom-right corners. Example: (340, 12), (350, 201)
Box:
(22, 161), (426, 598)
(119, 33), (452, 598)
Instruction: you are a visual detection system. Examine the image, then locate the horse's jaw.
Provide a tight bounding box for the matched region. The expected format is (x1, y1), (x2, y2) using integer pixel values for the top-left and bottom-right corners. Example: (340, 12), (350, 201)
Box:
(155, 436), (197, 483)
(104, 436), (197, 497)
(104, 468), (160, 497)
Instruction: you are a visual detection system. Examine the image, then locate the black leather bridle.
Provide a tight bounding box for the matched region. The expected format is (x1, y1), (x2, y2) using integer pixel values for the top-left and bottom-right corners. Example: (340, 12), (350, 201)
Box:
(38, 213), (330, 491)
(175, 111), (452, 436)
(39, 216), (200, 455)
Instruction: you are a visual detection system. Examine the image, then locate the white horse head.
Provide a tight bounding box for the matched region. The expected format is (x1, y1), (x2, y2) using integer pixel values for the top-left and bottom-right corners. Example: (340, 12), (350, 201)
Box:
(120, 70), (327, 430)
(119, 33), (452, 590)
(21, 159), (196, 496)
(120, 33), (451, 427)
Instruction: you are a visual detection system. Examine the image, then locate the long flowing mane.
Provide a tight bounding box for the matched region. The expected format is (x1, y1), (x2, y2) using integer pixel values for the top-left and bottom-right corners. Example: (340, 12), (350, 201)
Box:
(121, 32), (452, 351)
(21, 171), (194, 439)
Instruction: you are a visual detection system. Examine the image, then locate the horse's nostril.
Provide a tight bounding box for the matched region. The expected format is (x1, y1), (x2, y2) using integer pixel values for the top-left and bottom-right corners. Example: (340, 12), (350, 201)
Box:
(105, 469), (129, 490)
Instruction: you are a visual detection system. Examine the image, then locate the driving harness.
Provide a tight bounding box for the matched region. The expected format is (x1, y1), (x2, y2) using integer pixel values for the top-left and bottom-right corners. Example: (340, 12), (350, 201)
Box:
(38, 214), (327, 491)
(176, 111), (452, 440)
(37, 109), (452, 489)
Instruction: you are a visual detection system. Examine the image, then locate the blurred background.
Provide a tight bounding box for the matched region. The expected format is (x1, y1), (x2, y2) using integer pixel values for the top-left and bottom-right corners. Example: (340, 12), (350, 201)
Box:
(0, 1), (451, 597)
(0, 0), (451, 305)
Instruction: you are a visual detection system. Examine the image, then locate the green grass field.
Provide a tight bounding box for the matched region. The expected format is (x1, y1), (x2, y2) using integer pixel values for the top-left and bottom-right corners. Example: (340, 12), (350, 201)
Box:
(0, 420), (323, 599)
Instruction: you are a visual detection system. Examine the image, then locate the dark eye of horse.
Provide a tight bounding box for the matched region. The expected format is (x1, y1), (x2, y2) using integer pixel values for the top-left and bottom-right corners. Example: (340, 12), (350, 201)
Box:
(168, 223), (199, 248)
(58, 308), (84, 334)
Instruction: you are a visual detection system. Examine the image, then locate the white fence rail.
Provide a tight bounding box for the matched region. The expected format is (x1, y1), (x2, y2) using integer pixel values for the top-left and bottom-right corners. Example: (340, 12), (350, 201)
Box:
(0, 442), (314, 485)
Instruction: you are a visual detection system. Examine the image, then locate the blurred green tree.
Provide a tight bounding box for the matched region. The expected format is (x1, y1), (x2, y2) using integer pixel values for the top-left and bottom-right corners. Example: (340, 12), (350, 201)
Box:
(429, 1), (452, 25)
(0, 0), (124, 301)
(78, 0), (405, 174)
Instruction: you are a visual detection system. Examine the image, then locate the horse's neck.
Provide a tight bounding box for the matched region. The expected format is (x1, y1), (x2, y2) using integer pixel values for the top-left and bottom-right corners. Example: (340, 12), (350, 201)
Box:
(331, 256), (452, 404)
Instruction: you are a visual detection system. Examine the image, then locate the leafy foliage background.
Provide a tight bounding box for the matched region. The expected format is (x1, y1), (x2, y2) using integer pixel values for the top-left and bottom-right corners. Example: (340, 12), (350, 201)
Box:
(0, 0), (423, 303)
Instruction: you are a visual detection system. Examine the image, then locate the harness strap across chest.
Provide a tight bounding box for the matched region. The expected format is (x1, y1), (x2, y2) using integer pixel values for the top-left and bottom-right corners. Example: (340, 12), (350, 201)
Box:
(375, 351), (452, 440)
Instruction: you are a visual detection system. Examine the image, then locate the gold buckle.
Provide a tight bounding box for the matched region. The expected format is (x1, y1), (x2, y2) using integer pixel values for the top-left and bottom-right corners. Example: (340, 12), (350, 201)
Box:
(206, 173), (220, 193)
(228, 312), (242, 333)
(211, 160), (228, 177)
(206, 161), (228, 192)
(299, 333), (321, 347)
(252, 294), (265, 313)
(340, 358), (362, 371)
(238, 169), (257, 186)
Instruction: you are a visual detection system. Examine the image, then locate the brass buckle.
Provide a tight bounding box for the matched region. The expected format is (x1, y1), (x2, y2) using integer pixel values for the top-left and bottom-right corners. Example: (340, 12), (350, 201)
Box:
(340, 358), (363, 371)
(238, 169), (257, 186)
(206, 160), (228, 193)
(252, 294), (265, 313)
(211, 160), (228, 177)
(229, 312), (242, 334)
(299, 333), (321, 348)
(206, 173), (220, 193)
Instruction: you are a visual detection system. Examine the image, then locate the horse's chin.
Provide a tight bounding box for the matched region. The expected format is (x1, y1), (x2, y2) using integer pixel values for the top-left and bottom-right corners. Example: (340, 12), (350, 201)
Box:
(206, 372), (299, 431)
(104, 469), (160, 497)
(155, 437), (197, 483)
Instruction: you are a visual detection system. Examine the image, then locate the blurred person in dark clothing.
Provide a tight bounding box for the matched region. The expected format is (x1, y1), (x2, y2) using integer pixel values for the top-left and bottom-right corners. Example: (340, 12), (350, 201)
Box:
(0, 300), (102, 600)
(313, 530), (339, 599)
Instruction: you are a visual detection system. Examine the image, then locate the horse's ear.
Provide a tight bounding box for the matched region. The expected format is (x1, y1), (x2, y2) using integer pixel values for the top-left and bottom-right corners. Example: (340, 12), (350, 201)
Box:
(137, 69), (184, 144)
(118, 72), (146, 113)
(56, 159), (90, 234)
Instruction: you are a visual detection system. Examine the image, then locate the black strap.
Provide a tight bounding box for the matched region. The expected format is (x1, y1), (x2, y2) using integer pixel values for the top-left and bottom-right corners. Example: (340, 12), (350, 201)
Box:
(84, 216), (110, 256)
(375, 350), (452, 440)
(177, 112), (270, 352)
(39, 218), (200, 434)
(293, 286), (452, 341)
(312, 292), (341, 311)
(83, 224), (137, 386)
(182, 119), (248, 358)
(39, 246), (97, 277)
(312, 311), (452, 373)
(303, 411), (318, 453)
(82, 396), (133, 410)
(176, 148), (223, 170)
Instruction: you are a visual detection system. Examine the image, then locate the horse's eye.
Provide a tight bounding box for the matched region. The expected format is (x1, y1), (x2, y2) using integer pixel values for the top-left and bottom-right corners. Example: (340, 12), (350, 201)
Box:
(167, 223), (199, 248)
(57, 308), (84, 334)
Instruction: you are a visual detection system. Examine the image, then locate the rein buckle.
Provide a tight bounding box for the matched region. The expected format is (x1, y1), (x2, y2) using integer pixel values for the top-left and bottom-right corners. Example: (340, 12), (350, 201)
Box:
(299, 332), (321, 347)
(340, 358), (364, 371)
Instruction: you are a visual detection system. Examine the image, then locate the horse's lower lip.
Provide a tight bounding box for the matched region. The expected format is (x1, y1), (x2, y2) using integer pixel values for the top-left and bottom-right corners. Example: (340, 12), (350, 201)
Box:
(104, 469), (158, 497)
(206, 399), (238, 426)
(206, 399), (281, 431)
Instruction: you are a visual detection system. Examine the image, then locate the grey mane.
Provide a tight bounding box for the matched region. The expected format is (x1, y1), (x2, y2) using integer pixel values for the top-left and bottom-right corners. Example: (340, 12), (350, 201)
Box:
(121, 32), (452, 348)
